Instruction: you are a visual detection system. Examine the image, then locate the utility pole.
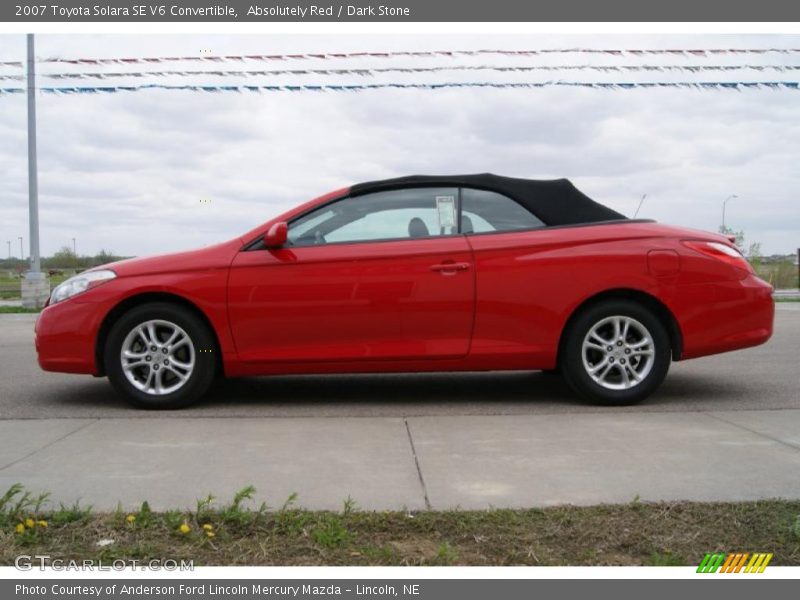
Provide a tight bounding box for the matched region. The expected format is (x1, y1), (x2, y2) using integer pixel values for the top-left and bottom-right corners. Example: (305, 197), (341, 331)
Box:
(6, 241), (10, 259)
(72, 237), (76, 255)
(26, 34), (40, 273)
(21, 34), (48, 308)
(18, 236), (23, 259)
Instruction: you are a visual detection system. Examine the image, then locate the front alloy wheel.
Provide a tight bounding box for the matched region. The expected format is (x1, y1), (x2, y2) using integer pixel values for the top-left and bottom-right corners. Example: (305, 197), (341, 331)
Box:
(120, 320), (196, 396)
(105, 302), (216, 409)
(562, 299), (671, 405)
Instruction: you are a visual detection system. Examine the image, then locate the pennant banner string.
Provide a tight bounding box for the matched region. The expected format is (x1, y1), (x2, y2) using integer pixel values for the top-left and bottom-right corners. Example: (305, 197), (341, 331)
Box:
(2, 48), (800, 69)
(4, 64), (800, 81)
(0, 81), (799, 95)
(23, 47), (800, 66)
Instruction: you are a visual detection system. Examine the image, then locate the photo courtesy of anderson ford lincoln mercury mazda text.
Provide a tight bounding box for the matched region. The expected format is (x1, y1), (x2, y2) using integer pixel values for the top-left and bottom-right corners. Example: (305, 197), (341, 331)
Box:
(34, 174), (774, 409)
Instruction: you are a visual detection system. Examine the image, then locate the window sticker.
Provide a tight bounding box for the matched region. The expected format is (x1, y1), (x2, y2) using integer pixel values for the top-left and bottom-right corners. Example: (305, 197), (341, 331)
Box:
(435, 195), (456, 230)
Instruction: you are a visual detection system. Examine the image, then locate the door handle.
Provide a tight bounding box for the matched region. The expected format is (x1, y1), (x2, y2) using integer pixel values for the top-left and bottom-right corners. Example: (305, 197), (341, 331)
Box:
(431, 261), (471, 273)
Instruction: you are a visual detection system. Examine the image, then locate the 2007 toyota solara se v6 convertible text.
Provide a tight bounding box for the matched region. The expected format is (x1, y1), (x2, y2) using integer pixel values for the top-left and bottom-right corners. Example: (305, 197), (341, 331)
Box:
(35, 174), (774, 409)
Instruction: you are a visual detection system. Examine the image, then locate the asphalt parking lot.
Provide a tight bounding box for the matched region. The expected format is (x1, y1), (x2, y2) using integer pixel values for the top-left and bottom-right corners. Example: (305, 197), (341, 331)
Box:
(0, 305), (798, 511)
(1, 305), (799, 419)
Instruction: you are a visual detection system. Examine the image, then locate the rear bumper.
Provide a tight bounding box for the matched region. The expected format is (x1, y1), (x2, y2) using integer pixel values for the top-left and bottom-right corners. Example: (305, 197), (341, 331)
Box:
(678, 274), (774, 360)
(35, 297), (104, 375)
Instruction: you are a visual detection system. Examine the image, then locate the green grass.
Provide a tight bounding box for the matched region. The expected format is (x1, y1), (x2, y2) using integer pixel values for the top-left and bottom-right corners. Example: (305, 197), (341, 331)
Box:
(1, 484), (798, 566)
(0, 306), (41, 314)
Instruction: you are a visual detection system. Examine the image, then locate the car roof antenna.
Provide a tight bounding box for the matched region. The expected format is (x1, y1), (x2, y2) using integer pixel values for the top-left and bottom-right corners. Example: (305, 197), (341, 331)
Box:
(633, 194), (647, 218)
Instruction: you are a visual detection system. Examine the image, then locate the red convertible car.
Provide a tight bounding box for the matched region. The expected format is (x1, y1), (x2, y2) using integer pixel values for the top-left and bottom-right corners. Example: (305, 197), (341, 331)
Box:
(35, 174), (774, 409)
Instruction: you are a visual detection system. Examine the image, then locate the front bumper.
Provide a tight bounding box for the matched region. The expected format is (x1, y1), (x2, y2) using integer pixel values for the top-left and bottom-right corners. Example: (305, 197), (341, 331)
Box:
(35, 297), (105, 375)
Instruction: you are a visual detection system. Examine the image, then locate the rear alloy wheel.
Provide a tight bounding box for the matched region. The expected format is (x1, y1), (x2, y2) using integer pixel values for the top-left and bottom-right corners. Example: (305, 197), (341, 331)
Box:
(105, 303), (216, 409)
(561, 300), (671, 405)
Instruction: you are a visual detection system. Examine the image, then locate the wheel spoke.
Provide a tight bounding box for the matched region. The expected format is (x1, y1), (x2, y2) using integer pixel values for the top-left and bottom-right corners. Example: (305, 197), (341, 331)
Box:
(147, 322), (159, 345)
(122, 358), (147, 371)
(136, 325), (150, 346)
(596, 362), (614, 382)
(628, 337), (652, 349)
(584, 339), (606, 352)
(612, 317), (621, 340)
(619, 363), (631, 387)
(153, 368), (165, 394)
(629, 348), (654, 357)
(142, 368), (155, 391)
(171, 336), (190, 351)
(588, 358), (610, 374)
(163, 328), (180, 347)
(165, 365), (188, 382)
(169, 357), (193, 371)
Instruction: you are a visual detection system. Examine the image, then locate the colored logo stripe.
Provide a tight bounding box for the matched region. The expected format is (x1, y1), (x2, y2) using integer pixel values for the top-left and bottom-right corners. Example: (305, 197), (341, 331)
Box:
(697, 553), (726, 573)
(697, 552), (772, 573)
(745, 553), (773, 573)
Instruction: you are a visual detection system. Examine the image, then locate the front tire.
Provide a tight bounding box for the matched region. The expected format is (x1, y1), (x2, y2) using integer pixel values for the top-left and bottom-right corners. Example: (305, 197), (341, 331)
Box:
(104, 302), (216, 409)
(561, 299), (671, 406)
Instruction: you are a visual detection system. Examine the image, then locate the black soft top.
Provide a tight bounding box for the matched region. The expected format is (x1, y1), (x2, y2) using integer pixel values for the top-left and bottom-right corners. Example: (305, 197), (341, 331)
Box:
(350, 173), (626, 226)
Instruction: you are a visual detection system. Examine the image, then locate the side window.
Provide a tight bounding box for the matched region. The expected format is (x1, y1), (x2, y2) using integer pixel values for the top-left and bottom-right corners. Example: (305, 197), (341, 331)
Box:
(288, 187), (459, 246)
(460, 188), (545, 233)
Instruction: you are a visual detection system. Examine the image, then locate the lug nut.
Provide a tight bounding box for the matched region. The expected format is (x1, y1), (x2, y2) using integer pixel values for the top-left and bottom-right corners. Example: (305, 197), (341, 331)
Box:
(162, 348), (168, 354)
(617, 340), (623, 346)
(625, 348), (631, 354)
(150, 346), (157, 352)
(620, 358), (626, 365)
(145, 356), (151, 362)
(609, 357), (615, 363)
(607, 346), (613, 351)
(153, 364), (160, 371)
(164, 359), (169, 366)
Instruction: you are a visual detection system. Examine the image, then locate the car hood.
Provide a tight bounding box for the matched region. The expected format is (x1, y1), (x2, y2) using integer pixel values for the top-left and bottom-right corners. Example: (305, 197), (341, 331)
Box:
(96, 239), (242, 278)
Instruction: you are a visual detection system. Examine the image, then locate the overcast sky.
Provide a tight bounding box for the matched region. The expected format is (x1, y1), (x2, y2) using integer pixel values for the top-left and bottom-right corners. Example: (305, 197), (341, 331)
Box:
(0, 33), (798, 258)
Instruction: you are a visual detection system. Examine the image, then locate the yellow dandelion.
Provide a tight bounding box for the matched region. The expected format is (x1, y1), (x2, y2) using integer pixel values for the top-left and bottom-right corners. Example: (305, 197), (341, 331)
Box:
(205, 531), (215, 539)
(126, 515), (136, 524)
(15, 523), (26, 534)
(37, 520), (48, 528)
(202, 523), (213, 531)
(179, 523), (191, 534)
(24, 518), (35, 529)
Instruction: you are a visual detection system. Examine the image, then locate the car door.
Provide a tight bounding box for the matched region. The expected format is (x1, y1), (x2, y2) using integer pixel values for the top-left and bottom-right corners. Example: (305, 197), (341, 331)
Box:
(227, 187), (475, 363)
(457, 187), (554, 361)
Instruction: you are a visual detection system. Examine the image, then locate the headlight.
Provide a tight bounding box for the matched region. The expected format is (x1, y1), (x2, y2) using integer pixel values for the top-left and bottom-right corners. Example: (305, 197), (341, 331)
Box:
(49, 269), (117, 304)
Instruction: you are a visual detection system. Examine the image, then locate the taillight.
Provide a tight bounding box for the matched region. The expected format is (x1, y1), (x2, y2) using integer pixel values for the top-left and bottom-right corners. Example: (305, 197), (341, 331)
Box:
(682, 240), (753, 272)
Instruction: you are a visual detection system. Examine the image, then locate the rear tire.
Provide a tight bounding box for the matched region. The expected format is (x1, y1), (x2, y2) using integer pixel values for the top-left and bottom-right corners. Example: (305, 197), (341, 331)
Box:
(561, 299), (671, 406)
(104, 302), (216, 409)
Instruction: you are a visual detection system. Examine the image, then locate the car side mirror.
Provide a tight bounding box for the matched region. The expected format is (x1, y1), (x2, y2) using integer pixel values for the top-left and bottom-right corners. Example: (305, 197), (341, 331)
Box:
(264, 222), (288, 249)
